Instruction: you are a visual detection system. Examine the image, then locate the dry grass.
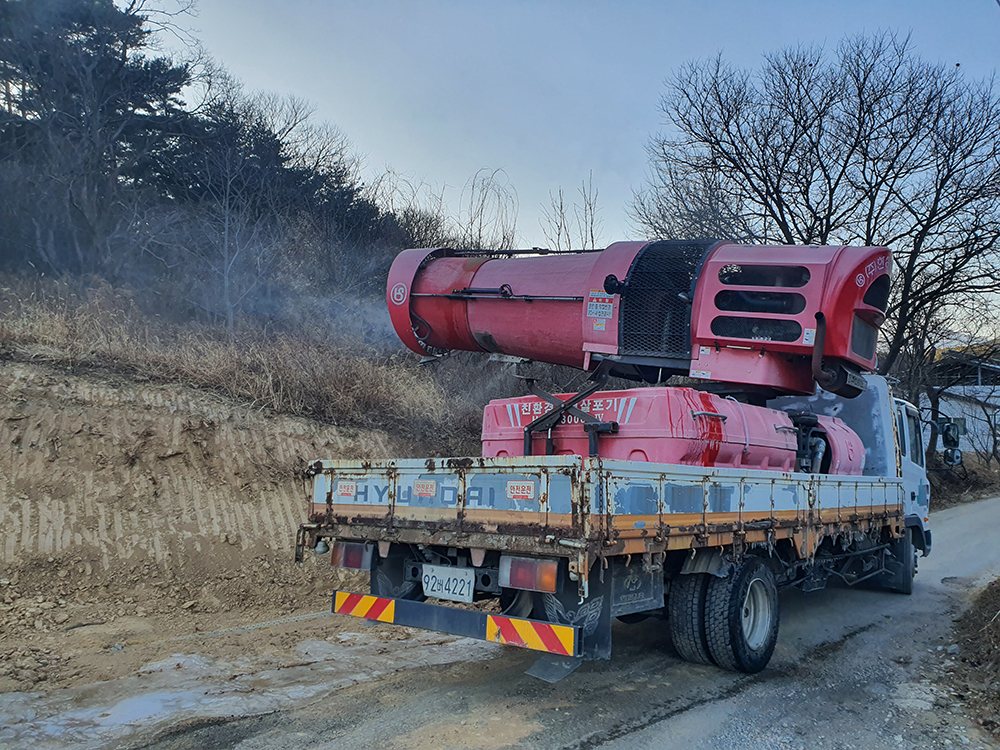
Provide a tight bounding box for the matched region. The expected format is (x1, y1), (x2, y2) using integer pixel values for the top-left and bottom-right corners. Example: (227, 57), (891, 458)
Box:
(0, 277), (630, 457)
(0, 277), (467, 451)
(929, 454), (1000, 510)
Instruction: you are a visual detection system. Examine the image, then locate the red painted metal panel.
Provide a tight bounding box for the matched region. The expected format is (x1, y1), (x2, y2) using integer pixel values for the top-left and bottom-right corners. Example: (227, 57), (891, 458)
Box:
(689, 244), (890, 393)
(482, 387), (799, 471)
(464, 253), (602, 368)
(386, 248), (444, 355)
(818, 245), (891, 370)
(386, 245), (645, 368)
(815, 415), (865, 475)
(581, 241), (648, 352)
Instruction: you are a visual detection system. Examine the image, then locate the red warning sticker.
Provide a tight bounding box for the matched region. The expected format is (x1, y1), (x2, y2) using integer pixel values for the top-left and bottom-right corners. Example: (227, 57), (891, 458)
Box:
(414, 479), (437, 497)
(506, 480), (535, 501)
(586, 289), (613, 319)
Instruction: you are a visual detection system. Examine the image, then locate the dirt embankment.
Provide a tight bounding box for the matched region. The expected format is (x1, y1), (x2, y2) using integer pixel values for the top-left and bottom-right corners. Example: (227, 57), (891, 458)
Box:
(950, 578), (1000, 741)
(0, 359), (394, 692)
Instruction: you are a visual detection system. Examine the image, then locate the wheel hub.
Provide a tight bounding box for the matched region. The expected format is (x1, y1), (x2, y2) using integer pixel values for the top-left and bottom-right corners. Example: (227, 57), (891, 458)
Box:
(741, 576), (771, 651)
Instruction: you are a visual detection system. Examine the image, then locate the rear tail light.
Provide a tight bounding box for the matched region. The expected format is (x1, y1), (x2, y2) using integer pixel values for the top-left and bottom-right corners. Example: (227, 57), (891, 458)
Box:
(499, 555), (559, 593)
(331, 541), (373, 570)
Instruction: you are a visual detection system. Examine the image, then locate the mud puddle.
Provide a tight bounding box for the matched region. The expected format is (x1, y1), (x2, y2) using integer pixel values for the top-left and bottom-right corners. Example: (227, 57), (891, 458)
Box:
(0, 627), (497, 749)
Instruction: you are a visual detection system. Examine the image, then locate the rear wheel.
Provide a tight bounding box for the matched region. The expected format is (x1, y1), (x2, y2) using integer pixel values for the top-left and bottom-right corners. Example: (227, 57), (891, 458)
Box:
(500, 588), (533, 617)
(667, 573), (714, 665)
(882, 531), (916, 595)
(704, 557), (779, 673)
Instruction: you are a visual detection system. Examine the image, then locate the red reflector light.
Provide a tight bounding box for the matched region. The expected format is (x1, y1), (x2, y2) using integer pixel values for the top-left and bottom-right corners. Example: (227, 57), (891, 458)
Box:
(499, 556), (559, 593)
(331, 541), (373, 570)
(508, 558), (536, 590)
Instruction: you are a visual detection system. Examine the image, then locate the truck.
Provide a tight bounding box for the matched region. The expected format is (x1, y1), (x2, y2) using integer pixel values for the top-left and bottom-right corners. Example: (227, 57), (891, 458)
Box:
(294, 239), (940, 681)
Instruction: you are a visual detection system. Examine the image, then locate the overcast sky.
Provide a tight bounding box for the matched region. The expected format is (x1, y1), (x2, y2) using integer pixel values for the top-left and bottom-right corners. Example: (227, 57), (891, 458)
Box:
(186, 1), (1000, 248)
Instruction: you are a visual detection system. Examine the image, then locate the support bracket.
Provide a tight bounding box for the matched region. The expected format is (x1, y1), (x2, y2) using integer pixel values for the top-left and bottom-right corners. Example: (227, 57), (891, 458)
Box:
(522, 359), (617, 456)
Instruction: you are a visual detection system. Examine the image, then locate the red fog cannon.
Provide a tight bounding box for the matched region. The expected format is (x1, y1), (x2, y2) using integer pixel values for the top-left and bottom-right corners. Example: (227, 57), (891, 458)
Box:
(387, 240), (890, 473)
(387, 240), (890, 397)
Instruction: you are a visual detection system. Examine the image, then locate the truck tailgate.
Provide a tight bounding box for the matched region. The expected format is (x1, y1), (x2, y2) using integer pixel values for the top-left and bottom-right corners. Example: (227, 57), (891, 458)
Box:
(306, 455), (594, 556)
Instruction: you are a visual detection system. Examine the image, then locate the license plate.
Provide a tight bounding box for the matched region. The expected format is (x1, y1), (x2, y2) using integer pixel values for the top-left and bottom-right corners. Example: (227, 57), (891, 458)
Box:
(421, 564), (475, 603)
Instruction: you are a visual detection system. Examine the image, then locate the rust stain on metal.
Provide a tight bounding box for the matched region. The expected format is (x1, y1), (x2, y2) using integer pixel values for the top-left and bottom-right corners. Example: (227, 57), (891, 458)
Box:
(303, 457), (906, 577)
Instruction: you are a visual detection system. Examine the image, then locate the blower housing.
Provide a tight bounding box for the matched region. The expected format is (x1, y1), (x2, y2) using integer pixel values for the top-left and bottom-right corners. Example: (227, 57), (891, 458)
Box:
(387, 240), (890, 398)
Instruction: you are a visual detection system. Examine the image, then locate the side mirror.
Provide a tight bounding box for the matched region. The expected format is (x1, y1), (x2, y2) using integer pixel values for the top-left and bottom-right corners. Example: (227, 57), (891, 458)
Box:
(940, 421), (961, 450)
(943, 448), (963, 467)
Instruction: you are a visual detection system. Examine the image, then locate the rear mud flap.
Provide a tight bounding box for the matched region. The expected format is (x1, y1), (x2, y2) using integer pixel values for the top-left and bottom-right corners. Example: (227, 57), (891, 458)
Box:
(535, 568), (613, 661)
(526, 655), (583, 683)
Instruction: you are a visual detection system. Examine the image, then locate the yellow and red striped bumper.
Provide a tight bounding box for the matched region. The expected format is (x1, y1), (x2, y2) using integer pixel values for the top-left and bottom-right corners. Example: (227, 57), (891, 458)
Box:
(332, 589), (579, 658)
(485, 614), (576, 656)
(334, 591), (395, 623)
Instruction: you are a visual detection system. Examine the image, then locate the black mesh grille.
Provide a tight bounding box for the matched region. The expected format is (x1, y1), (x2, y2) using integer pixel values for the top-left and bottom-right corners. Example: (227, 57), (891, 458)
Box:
(618, 240), (716, 358)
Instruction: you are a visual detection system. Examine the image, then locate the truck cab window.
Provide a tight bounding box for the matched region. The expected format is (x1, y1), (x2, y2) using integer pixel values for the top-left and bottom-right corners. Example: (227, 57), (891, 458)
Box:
(907, 412), (924, 467)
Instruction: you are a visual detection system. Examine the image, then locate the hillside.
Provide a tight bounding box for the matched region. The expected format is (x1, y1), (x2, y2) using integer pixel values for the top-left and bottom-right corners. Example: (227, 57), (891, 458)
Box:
(0, 353), (401, 569)
(0, 356), (404, 690)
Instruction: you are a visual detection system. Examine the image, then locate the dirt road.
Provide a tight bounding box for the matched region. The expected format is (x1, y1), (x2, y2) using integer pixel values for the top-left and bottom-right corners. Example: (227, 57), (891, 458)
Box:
(3, 497), (999, 750)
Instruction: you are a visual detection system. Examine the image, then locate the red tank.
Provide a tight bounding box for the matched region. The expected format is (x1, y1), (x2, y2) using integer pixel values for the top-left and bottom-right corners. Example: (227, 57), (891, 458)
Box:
(388, 241), (890, 398)
(481, 388), (864, 475)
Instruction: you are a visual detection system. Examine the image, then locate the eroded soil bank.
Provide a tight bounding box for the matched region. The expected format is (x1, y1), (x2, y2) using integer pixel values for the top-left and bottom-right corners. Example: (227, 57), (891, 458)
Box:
(0, 359), (399, 693)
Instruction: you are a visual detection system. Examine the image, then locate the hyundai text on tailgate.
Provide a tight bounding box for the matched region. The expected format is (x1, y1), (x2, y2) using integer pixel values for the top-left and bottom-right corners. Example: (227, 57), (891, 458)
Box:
(295, 240), (939, 681)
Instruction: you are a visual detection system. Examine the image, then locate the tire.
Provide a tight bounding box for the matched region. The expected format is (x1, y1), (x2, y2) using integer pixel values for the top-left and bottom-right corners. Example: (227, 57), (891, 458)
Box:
(370, 548), (425, 601)
(500, 588), (534, 617)
(704, 557), (779, 673)
(883, 531), (916, 595)
(667, 573), (714, 665)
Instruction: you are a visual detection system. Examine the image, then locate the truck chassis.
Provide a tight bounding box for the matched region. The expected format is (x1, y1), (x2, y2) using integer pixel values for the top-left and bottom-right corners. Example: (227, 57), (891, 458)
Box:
(296, 452), (917, 679)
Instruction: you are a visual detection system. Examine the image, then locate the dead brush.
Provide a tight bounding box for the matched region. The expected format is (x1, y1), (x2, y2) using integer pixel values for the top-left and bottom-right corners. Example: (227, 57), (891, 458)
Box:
(950, 576), (1000, 726)
(0, 276), (451, 444)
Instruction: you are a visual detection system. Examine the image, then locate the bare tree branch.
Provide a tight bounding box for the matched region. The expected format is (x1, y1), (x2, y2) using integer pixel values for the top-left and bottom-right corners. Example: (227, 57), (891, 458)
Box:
(634, 31), (1000, 377)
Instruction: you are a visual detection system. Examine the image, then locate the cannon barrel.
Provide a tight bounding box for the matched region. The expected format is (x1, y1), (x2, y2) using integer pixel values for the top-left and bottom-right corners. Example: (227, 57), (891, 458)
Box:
(386, 240), (891, 397)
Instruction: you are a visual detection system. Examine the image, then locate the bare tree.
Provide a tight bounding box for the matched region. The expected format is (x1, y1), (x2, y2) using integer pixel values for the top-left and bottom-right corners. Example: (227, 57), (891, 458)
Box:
(540, 172), (604, 252)
(457, 168), (518, 251)
(575, 172), (603, 251)
(540, 187), (573, 252)
(631, 163), (759, 242)
(635, 32), (1000, 376)
(151, 80), (298, 333)
(887, 291), (1000, 460)
(365, 167), (456, 248)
